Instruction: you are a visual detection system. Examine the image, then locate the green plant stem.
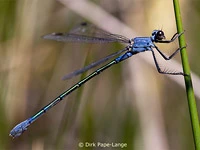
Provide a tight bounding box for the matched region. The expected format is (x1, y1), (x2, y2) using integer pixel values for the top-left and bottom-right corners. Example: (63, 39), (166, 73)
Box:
(173, 0), (200, 149)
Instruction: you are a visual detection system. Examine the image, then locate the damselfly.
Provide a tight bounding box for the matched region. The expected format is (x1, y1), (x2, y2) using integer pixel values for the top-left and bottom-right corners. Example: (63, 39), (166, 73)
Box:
(9, 22), (185, 138)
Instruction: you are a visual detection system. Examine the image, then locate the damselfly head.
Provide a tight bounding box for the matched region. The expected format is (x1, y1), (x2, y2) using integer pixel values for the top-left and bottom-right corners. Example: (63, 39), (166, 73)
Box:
(151, 30), (166, 41)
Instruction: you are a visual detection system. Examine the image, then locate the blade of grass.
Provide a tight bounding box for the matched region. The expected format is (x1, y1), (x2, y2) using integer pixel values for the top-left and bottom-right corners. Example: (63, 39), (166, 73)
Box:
(173, 0), (200, 149)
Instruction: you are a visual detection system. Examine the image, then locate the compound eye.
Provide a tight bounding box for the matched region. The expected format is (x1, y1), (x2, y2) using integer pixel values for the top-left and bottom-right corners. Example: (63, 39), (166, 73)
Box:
(156, 30), (165, 40)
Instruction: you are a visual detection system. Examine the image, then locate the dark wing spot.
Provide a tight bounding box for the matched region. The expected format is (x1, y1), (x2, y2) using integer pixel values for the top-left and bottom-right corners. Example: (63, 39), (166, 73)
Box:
(52, 32), (64, 36)
(80, 22), (88, 26)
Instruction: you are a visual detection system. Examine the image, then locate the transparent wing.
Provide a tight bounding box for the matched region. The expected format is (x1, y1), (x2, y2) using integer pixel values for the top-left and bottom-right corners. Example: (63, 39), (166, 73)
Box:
(42, 22), (130, 44)
(62, 47), (129, 80)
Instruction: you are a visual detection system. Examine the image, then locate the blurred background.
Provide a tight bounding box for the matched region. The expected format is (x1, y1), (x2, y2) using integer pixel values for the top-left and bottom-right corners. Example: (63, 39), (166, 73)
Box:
(0, 0), (200, 150)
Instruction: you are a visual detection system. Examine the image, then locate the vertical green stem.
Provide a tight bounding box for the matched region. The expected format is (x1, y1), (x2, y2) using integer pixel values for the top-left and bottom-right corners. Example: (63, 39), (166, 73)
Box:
(173, 0), (200, 149)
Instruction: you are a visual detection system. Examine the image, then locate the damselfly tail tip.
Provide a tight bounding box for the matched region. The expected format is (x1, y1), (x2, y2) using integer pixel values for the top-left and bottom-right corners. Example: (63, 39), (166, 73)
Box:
(9, 119), (31, 138)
